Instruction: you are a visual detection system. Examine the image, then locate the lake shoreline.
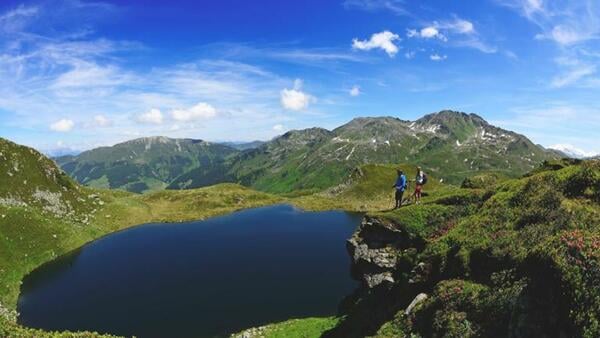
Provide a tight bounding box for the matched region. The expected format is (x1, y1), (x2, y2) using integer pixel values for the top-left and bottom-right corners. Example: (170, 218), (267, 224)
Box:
(19, 204), (362, 336)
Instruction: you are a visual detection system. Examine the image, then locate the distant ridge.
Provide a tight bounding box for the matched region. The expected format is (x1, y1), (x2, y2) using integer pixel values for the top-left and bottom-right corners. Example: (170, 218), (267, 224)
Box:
(55, 136), (237, 193)
(55, 111), (560, 194)
(220, 141), (265, 151)
(169, 110), (560, 192)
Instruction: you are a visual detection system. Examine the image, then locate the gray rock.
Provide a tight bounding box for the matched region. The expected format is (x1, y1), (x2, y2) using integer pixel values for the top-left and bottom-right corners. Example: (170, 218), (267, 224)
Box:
(364, 272), (395, 288)
(405, 293), (428, 315)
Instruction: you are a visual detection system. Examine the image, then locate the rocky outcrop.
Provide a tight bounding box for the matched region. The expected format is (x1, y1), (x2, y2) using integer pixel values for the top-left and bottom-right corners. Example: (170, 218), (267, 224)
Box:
(347, 216), (422, 288)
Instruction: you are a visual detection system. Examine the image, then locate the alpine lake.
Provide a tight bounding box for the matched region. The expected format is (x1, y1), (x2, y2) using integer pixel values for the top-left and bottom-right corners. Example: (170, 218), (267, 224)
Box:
(17, 204), (363, 338)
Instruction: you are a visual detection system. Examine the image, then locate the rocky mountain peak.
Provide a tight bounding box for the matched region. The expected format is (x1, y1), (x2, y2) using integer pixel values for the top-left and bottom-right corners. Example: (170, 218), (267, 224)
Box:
(417, 110), (487, 128)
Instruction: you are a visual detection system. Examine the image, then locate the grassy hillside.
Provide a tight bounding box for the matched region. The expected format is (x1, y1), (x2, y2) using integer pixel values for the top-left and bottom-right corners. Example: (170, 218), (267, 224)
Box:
(1, 183), (280, 337)
(229, 159), (599, 338)
(0, 137), (283, 337)
(0, 181), (281, 306)
(55, 111), (559, 196)
(318, 159), (600, 338)
(232, 317), (340, 338)
(0, 136), (451, 337)
(293, 163), (449, 212)
(1, 135), (589, 338)
(56, 136), (237, 193)
(176, 111), (558, 194)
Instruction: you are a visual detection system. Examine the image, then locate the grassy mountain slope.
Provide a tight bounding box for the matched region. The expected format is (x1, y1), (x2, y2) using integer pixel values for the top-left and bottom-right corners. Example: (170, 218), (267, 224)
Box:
(57, 111), (559, 195)
(205, 127), (336, 193)
(328, 159), (600, 337)
(56, 136), (237, 193)
(0, 137), (281, 337)
(232, 159), (600, 338)
(1, 135), (587, 338)
(0, 136), (449, 337)
(176, 111), (558, 194)
(293, 163), (448, 212)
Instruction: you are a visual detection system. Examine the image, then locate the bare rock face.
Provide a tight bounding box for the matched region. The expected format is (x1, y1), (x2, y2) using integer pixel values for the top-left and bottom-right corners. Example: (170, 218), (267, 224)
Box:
(348, 242), (398, 269)
(346, 216), (411, 288)
(363, 272), (395, 288)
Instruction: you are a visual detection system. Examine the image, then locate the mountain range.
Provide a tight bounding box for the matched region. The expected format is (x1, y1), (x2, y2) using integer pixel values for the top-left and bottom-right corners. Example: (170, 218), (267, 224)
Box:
(56, 111), (561, 193)
(1, 131), (599, 337)
(55, 137), (237, 193)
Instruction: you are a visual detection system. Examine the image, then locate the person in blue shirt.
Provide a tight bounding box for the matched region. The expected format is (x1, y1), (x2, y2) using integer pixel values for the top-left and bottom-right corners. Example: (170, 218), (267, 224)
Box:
(392, 169), (407, 209)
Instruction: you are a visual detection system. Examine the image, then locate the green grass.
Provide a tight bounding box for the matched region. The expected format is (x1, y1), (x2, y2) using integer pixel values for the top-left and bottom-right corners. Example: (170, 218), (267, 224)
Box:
(292, 163), (450, 212)
(231, 317), (339, 338)
(1, 147), (440, 337)
(0, 184), (282, 337)
(0, 138), (285, 337)
(2, 136), (593, 338)
(328, 159), (600, 338)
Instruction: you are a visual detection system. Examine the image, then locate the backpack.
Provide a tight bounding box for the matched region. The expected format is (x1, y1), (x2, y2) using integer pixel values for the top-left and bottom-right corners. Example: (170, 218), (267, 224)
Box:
(422, 173), (428, 185)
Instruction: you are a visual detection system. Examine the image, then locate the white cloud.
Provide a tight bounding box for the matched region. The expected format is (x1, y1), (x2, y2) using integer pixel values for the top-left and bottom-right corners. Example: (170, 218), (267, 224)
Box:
(430, 54), (447, 61)
(549, 144), (597, 158)
(50, 119), (74, 132)
(280, 79), (314, 111)
(352, 31), (401, 57)
(406, 18), (496, 53)
(0, 4), (38, 22)
(498, 0), (600, 46)
(497, 1), (600, 86)
(94, 115), (112, 127)
(343, 0), (409, 16)
(349, 85), (361, 96)
(495, 0), (544, 19)
(550, 25), (585, 45)
(453, 20), (474, 34)
(453, 39), (498, 53)
(408, 19), (476, 41)
(504, 50), (519, 59)
(137, 109), (164, 124)
(272, 124), (285, 132)
(493, 103), (600, 156)
(524, 0), (543, 16)
(404, 51), (416, 59)
(0, 4), (39, 32)
(269, 49), (366, 63)
(421, 26), (444, 39)
(52, 62), (135, 89)
(171, 102), (218, 121)
(551, 64), (596, 88)
(439, 18), (475, 35)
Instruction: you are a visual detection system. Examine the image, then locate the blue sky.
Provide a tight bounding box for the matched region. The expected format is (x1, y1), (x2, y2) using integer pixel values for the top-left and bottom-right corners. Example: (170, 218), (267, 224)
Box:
(0, 0), (599, 156)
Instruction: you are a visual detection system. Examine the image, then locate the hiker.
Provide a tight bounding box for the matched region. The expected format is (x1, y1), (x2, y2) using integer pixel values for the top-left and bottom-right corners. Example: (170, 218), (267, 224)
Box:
(392, 169), (407, 209)
(414, 166), (427, 205)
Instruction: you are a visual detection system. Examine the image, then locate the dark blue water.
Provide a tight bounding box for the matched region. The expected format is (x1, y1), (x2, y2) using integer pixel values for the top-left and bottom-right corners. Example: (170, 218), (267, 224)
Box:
(17, 205), (361, 338)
